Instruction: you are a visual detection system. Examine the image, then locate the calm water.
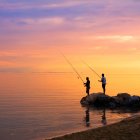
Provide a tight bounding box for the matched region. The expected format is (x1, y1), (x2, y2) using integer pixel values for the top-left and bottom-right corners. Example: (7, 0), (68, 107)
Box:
(0, 72), (140, 140)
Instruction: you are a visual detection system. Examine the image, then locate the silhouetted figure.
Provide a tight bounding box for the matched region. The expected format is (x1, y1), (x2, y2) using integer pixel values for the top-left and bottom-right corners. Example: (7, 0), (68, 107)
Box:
(85, 107), (90, 127)
(84, 77), (90, 96)
(98, 73), (106, 94)
(101, 108), (107, 125)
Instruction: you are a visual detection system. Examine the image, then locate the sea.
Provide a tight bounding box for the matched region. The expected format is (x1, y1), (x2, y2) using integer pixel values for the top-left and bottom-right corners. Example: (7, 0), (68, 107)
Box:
(0, 72), (140, 140)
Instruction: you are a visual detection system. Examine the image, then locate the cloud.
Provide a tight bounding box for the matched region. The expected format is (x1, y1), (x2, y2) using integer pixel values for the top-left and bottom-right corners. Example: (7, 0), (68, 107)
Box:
(0, 67), (30, 73)
(96, 35), (133, 41)
(1, 0), (140, 50)
(35, 1), (97, 9)
(0, 49), (54, 73)
(18, 17), (65, 25)
(1, 0), (140, 34)
(95, 35), (134, 42)
(0, 1), (101, 10)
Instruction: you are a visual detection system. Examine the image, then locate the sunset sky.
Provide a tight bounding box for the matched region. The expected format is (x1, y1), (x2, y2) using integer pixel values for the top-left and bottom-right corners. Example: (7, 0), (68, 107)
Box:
(0, 0), (140, 73)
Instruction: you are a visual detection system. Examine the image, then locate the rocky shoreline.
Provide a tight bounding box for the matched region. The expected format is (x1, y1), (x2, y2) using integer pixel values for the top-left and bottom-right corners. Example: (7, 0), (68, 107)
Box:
(80, 93), (140, 109)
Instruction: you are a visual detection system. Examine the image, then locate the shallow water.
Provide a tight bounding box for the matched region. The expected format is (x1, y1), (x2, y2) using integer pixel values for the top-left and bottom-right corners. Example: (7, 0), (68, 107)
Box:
(0, 72), (140, 140)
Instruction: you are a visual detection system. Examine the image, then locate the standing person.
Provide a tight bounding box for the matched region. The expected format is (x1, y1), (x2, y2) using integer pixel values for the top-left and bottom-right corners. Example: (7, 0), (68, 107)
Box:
(84, 77), (90, 96)
(98, 73), (106, 94)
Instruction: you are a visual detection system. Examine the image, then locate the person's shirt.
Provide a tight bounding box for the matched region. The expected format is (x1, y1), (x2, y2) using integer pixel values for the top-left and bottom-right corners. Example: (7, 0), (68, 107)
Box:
(101, 77), (106, 84)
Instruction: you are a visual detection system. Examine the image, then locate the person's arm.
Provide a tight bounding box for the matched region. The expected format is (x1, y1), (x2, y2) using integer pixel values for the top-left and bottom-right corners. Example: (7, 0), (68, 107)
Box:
(84, 82), (86, 86)
(98, 78), (102, 82)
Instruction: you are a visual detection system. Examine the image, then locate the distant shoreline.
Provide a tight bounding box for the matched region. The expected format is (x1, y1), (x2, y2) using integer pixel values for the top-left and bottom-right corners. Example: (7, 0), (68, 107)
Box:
(46, 114), (140, 140)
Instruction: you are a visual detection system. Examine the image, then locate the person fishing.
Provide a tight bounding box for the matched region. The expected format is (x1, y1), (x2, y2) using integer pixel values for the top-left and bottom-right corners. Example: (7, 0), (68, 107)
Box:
(98, 73), (106, 94)
(84, 77), (90, 96)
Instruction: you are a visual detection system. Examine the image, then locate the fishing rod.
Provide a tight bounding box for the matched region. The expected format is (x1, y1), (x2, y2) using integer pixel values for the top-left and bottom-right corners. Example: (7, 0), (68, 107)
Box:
(60, 53), (84, 84)
(82, 61), (101, 79)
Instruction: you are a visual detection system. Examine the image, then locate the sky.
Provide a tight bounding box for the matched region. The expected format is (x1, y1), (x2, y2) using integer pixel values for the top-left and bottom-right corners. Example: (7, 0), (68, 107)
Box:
(0, 0), (140, 73)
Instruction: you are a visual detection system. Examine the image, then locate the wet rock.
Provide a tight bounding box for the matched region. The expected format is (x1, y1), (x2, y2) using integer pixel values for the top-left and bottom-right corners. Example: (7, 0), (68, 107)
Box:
(129, 96), (140, 107)
(117, 93), (131, 98)
(117, 93), (131, 105)
(80, 93), (140, 109)
(93, 94), (111, 107)
(80, 96), (89, 105)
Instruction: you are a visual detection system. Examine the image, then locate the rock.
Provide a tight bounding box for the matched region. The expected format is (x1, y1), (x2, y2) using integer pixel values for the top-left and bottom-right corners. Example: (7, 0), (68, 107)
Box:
(131, 96), (140, 101)
(81, 93), (104, 105)
(117, 93), (131, 98)
(80, 93), (111, 107)
(86, 93), (103, 104)
(116, 93), (131, 106)
(93, 94), (111, 107)
(109, 102), (117, 109)
(129, 96), (140, 107)
(80, 96), (89, 105)
(107, 93), (132, 107)
(80, 93), (140, 109)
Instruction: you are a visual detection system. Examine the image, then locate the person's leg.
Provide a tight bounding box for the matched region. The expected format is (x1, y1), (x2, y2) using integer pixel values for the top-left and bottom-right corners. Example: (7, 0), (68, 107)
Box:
(103, 87), (105, 94)
(104, 85), (106, 94)
(102, 84), (105, 94)
(86, 88), (89, 96)
(102, 84), (104, 94)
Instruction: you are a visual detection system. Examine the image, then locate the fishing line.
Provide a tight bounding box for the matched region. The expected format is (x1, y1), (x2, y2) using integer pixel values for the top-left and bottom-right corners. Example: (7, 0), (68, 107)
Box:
(60, 52), (84, 84)
(82, 61), (101, 78)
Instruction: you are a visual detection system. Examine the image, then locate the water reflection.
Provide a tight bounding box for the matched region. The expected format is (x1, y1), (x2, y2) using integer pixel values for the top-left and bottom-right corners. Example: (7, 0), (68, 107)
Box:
(84, 107), (107, 127)
(84, 107), (90, 127)
(84, 106), (107, 127)
(101, 108), (107, 125)
(83, 106), (140, 128)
